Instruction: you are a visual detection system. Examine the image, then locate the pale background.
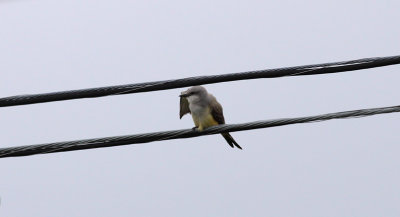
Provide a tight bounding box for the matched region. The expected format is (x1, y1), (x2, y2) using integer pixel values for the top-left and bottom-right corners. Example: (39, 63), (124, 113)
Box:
(0, 0), (399, 216)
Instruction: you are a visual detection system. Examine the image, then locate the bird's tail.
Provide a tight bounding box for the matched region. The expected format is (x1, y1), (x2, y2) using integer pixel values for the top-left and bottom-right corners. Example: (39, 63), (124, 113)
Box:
(221, 133), (242, 149)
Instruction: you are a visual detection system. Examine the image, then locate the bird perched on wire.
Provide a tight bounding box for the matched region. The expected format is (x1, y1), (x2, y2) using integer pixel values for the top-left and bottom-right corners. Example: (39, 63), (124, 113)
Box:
(179, 86), (242, 149)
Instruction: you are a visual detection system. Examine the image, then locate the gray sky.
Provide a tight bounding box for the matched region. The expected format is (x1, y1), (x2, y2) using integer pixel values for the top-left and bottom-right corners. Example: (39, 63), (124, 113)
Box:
(1, 0), (399, 216)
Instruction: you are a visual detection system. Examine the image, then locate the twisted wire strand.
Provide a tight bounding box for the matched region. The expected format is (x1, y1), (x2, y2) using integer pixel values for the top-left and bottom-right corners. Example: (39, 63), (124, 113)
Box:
(1, 55), (399, 107)
(0, 104), (399, 158)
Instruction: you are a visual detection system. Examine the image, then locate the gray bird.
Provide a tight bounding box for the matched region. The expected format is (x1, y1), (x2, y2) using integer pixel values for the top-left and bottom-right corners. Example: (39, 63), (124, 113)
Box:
(179, 86), (242, 149)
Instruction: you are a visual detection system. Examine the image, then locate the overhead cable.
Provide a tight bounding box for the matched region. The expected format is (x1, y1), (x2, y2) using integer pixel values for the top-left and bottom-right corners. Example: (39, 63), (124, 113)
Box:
(0, 55), (399, 107)
(0, 104), (398, 158)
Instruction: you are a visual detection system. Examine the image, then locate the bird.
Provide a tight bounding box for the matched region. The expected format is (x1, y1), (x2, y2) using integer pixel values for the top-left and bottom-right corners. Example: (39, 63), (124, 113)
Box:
(179, 86), (242, 149)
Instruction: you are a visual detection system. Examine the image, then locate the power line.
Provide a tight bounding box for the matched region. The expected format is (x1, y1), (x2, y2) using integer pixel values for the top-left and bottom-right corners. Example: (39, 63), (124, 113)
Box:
(0, 55), (399, 107)
(0, 104), (398, 158)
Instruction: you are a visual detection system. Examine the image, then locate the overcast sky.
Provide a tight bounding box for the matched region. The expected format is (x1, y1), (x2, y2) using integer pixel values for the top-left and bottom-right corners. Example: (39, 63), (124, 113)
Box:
(1, 0), (399, 216)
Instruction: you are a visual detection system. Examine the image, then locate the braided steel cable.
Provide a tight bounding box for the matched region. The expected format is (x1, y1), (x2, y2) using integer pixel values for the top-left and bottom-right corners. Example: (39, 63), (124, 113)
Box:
(1, 55), (399, 107)
(0, 104), (399, 158)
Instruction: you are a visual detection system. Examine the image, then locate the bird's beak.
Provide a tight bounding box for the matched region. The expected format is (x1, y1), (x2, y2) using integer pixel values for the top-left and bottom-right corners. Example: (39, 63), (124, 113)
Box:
(179, 91), (189, 97)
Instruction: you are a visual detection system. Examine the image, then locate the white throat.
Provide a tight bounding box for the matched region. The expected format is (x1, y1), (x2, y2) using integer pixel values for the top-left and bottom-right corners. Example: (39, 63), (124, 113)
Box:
(186, 94), (201, 105)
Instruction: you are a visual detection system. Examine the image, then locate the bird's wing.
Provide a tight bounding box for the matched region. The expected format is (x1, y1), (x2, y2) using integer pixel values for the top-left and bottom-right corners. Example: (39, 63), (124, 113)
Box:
(179, 97), (191, 119)
(209, 95), (225, 124)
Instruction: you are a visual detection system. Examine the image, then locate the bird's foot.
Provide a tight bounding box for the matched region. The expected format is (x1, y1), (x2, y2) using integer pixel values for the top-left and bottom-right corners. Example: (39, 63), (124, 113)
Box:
(192, 126), (199, 131)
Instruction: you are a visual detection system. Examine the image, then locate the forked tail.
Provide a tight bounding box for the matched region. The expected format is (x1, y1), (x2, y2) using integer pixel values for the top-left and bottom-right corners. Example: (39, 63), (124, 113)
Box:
(221, 133), (242, 149)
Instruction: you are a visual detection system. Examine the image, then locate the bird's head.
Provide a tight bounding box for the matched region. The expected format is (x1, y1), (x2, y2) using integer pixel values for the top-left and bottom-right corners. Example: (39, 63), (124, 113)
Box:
(179, 86), (208, 103)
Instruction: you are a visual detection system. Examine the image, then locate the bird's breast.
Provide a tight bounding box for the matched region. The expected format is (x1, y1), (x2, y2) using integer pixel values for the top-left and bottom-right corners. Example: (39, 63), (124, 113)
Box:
(189, 105), (218, 130)
(189, 103), (206, 116)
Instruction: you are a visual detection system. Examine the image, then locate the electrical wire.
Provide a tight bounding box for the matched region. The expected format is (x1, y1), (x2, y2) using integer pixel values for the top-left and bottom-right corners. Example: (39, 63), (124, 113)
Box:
(0, 104), (398, 158)
(0, 55), (399, 107)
